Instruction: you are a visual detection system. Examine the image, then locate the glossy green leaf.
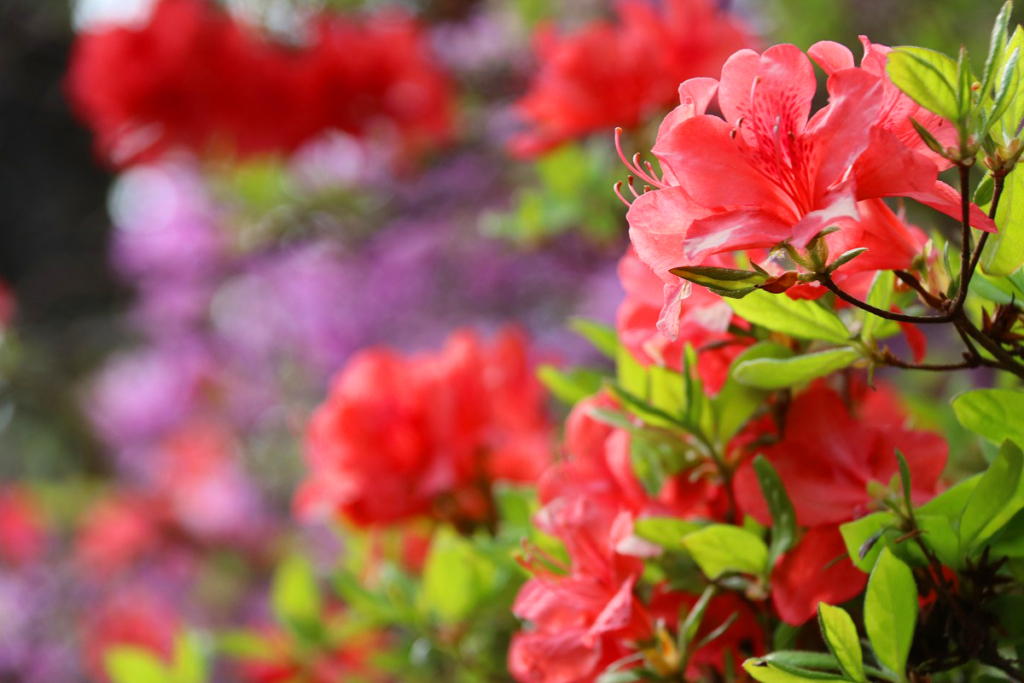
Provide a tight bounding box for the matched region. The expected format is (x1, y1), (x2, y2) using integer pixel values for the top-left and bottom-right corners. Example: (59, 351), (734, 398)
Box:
(887, 47), (961, 121)
(733, 348), (860, 390)
(670, 265), (769, 298)
(864, 549), (918, 676)
(959, 439), (1024, 554)
(817, 604), (865, 682)
(862, 270), (895, 342)
(917, 473), (981, 520)
(980, 1), (1013, 97)
(713, 342), (792, 443)
(632, 517), (703, 548)
(753, 456), (797, 565)
(840, 512), (892, 572)
(953, 388), (1024, 444)
(681, 525), (768, 579)
(105, 647), (171, 683)
(981, 165), (1024, 275)
(743, 660), (845, 682)
(995, 26), (1024, 144)
(726, 290), (850, 343)
(915, 514), (961, 568)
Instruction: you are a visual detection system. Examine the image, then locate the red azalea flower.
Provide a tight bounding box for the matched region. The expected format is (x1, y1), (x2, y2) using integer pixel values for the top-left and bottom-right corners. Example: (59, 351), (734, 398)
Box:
(66, 0), (452, 166)
(540, 391), (728, 522)
(297, 328), (552, 529)
(75, 494), (167, 577)
(769, 525), (869, 625)
(624, 41), (994, 328)
(734, 382), (947, 528)
(509, 0), (751, 157)
(616, 247), (749, 391)
(0, 487), (46, 567)
(81, 590), (179, 683)
(511, 495), (649, 683)
(627, 45), (886, 264)
(731, 381), (947, 623)
(809, 37), (993, 228)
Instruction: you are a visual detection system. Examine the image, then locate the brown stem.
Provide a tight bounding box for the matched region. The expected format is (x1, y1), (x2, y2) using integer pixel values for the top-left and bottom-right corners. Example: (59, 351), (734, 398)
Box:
(957, 316), (1024, 380)
(881, 355), (977, 372)
(817, 272), (954, 323)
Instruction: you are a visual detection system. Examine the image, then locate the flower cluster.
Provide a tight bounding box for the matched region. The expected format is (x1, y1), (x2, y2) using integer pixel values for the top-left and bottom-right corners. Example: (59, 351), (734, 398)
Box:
(510, 0), (752, 156)
(67, 0), (453, 165)
(622, 39), (996, 326)
(298, 328), (553, 529)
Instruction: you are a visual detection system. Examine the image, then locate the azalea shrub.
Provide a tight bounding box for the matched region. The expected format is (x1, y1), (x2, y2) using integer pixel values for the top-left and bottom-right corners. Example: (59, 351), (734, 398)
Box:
(14, 0), (1024, 681)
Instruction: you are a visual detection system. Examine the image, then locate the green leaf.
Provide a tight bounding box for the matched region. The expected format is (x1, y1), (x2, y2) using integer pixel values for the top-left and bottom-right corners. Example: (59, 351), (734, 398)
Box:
(887, 47), (961, 121)
(732, 348), (860, 390)
(981, 1), (1013, 98)
(896, 450), (914, 516)
(753, 456), (798, 565)
(864, 549), (918, 676)
(681, 525), (769, 579)
(670, 265), (769, 298)
(743, 659), (845, 682)
(217, 631), (277, 661)
(726, 290), (850, 343)
(536, 365), (604, 405)
(633, 517), (703, 549)
(713, 342), (792, 443)
(420, 526), (497, 622)
(825, 247), (869, 274)
(862, 270), (895, 342)
(105, 647), (171, 683)
(171, 633), (207, 683)
(817, 604), (866, 682)
(981, 165), (1024, 275)
(750, 652), (896, 682)
(915, 514), (961, 567)
(840, 512), (892, 572)
(917, 473), (981, 520)
(989, 46), (1020, 127)
(959, 439), (1024, 554)
(995, 26), (1024, 144)
(953, 388), (1024, 445)
(271, 555), (322, 638)
(569, 317), (619, 358)
(616, 342), (648, 399)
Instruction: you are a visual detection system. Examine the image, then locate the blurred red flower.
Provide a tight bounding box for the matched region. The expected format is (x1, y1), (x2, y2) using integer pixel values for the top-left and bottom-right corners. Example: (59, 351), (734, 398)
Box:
(509, 0), (751, 157)
(80, 589), (180, 683)
(0, 487), (46, 567)
(66, 0), (453, 166)
(297, 328), (552, 529)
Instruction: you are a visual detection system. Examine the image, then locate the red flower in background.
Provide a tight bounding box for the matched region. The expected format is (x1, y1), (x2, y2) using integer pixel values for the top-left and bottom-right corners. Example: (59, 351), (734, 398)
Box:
(733, 381), (948, 623)
(0, 487), (46, 567)
(297, 328), (552, 529)
(509, 0), (751, 157)
(81, 590), (180, 683)
(66, 0), (453, 166)
(234, 621), (389, 683)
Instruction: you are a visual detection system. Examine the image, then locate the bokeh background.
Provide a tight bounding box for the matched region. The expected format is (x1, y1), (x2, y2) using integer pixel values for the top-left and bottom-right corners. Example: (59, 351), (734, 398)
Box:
(0, 0), (1015, 680)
